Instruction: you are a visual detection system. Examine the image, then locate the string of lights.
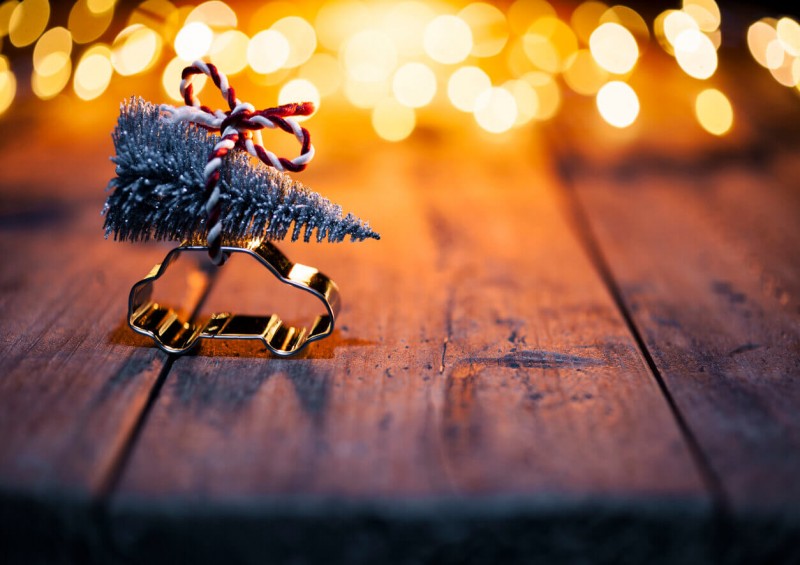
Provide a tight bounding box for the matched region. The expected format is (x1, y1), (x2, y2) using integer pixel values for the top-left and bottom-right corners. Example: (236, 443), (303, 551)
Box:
(0, 0), (798, 140)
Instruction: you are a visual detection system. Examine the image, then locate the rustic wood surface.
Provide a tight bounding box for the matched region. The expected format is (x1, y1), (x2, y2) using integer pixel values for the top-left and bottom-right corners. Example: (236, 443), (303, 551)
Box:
(1, 55), (799, 565)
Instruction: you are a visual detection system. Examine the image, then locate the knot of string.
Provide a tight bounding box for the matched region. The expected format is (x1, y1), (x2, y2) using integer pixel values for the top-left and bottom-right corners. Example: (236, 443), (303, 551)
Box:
(160, 60), (315, 265)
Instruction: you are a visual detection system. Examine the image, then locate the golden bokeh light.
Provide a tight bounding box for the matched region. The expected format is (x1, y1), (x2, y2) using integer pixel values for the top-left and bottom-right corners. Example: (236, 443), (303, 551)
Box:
(272, 16), (317, 69)
(459, 2), (508, 58)
(682, 0), (720, 33)
(590, 22), (639, 75)
(571, 1), (608, 45)
(32, 56), (70, 99)
(186, 1), (237, 29)
(447, 65), (491, 112)
(247, 29), (290, 74)
(316, 0), (370, 52)
(522, 70), (561, 120)
(278, 78), (320, 120)
(73, 44), (113, 101)
(343, 29), (397, 82)
(748, 19), (778, 69)
(392, 62), (436, 108)
(424, 15), (473, 65)
(503, 79), (539, 126)
(298, 53), (341, 97)
(112, 24), (161, 76)
(372, 97), (415, 141)
(174, 21), (213, 62)
(382, 1), (434, 57)
(596, 80), (639, 128)
(0, 1), (20, 36)
(674, 29), (717, 79)
(86, 0), (114, 15)
(0, 56), (16, 116)
(209, 30), (249, 75)
(769, 52), (800, 87)
(162, 56), (206, 101)
(777, 17), (800, 58)
(344, 77), (389, 109)
(33, 26), (71, 76)
(69, 0), (113, 44)
(474, 86), (517, 133)
(695, 88), (732, 135)
(564, 49), (609, 95)
(523, 16), (578, 74)
(128, 0), (178, 40)
(507, 0), (555, 36)
(9, 0), (49, 47)
(601, 6), (650, 47)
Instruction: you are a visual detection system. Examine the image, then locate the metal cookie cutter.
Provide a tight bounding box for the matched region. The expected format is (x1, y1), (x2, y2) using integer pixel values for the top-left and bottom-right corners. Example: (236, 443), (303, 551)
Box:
(128, 241), (340, 356)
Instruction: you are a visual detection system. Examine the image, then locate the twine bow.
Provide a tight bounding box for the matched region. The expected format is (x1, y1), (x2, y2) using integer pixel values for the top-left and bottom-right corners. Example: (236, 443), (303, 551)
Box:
(161, 60), (315, 265)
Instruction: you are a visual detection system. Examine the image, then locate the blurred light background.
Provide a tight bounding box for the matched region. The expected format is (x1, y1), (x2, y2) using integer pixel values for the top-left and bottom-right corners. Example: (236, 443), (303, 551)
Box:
(0, 0), (797, 144)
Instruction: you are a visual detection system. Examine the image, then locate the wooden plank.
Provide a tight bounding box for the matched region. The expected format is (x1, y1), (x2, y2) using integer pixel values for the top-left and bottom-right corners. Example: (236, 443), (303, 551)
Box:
(109, 136), (704, 522)
(0, 193), (170, 560)
(554, 98), (800, 512)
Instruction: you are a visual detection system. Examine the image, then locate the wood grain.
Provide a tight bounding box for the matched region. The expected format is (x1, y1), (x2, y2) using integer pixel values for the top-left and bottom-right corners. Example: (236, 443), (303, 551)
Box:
(110, 135), (702, 508)
(555, 120), (800, 512)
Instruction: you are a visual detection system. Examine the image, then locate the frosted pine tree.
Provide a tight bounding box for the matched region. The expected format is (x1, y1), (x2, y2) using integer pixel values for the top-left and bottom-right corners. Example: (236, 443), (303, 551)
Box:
(103, 97), (380, 246)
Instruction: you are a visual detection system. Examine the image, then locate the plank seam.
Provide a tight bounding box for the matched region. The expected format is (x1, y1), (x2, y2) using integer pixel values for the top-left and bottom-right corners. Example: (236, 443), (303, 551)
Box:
(555, 171), (731, 515)
(95, 354), (175, 499)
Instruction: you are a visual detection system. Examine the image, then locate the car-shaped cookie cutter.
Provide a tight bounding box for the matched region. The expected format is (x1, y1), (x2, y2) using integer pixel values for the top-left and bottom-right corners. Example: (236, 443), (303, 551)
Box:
(128, 240), (340, 356)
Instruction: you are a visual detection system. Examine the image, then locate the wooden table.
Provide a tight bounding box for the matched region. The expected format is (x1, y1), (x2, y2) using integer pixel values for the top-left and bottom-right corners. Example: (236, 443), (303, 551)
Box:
(1, 52), (799, 564)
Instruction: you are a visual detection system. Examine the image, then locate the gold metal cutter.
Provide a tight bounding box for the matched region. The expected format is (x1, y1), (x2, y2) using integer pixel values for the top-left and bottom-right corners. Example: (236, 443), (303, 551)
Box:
(128, 241), (340, 356)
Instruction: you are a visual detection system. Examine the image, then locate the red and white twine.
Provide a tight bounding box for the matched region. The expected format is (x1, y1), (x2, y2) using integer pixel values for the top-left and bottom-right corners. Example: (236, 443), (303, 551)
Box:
(161, 60), (315, 265)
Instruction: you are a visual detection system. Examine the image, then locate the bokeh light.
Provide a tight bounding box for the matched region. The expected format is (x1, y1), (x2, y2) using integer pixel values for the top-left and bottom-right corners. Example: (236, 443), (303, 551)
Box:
(111, 24), (161, 76)
(448, 66), (491, 112)
(0, 2), (19, 37)
(174, 22), (213, 62)
(523, 16), (577, 73)
(392, 62), (436, 108)
(382, 1), (434, 57)
(682, 0), (720, 33)
(572, 1), (608, 45)
(209, 30), (249, 75)
(601, 6), (650, 47)
(695, 88), (733, 135)
(343, 29), (397, 82)
(8, 0), (49, 47)
(69, 0), (113, 44)
(508, 0), (555, 36)
(674, 28), (717, 79)
(247, 29), (290, 74)
(73, 44), (113, 101)
(32, 57), (71, 99)
(0, 55), (16, 116)
(522, 70), (561, 120)
(424, 15), (473, 64)
(777, 17), (800, 58)
(298, 53), (341, 97)
(503, 78), (539, 126)
(33, 26), (71, 76)
(748, 19), (778, 69)
(459, 2), (508, 58)
(186, 1), (237, 29)
(474, 87), (517, 133)
(372, 97), (415, 141)
(596, 80), (639, 128)
(272, 16), (317, 69)
(315, 0), (369, 52)
(564, 49), (609, 95)
(590, 22), (639, 74)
